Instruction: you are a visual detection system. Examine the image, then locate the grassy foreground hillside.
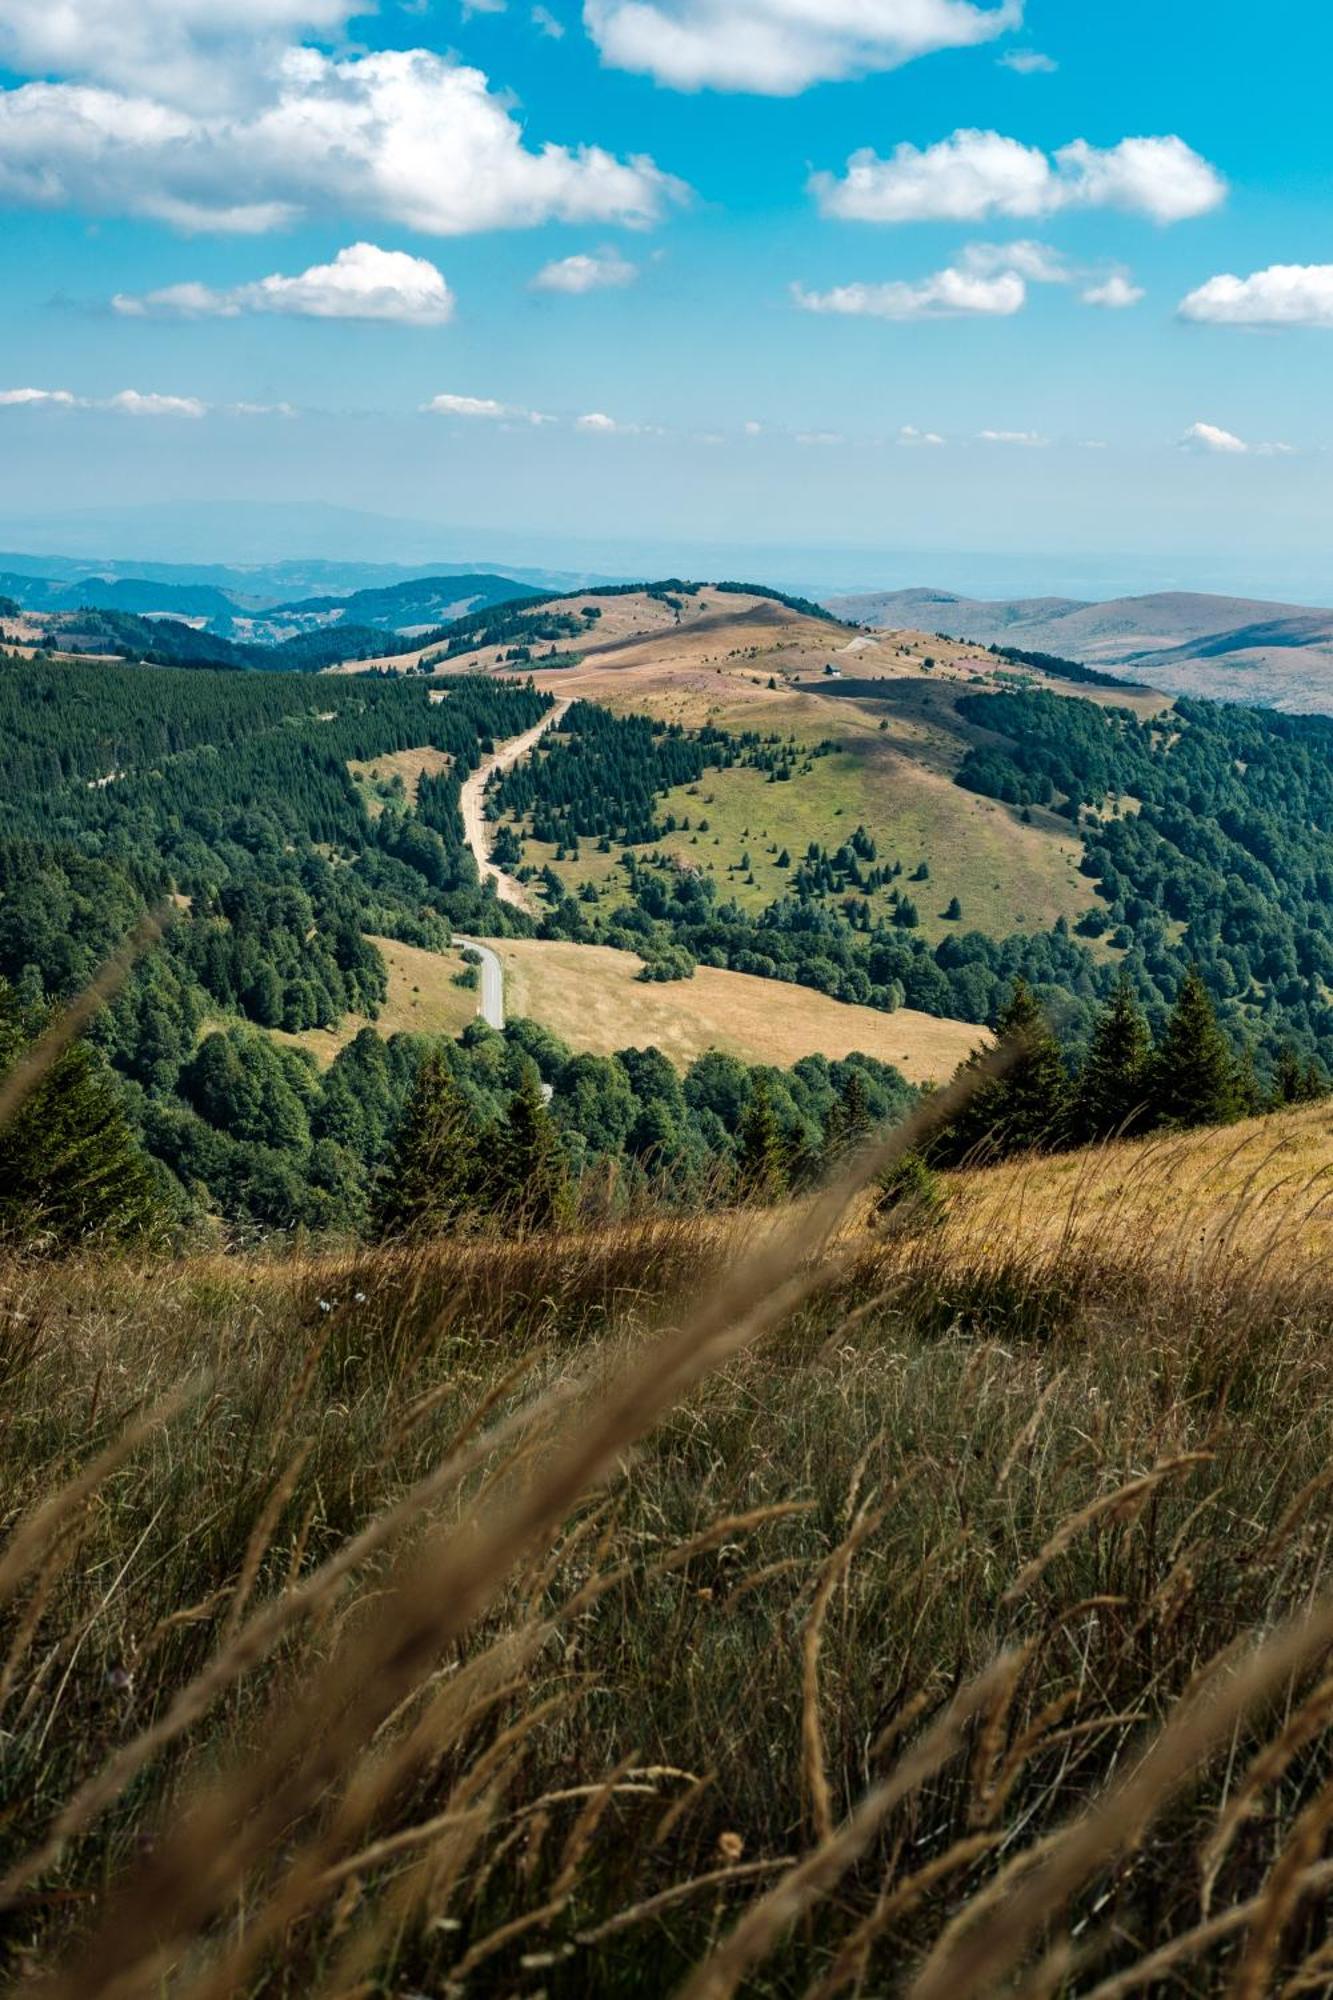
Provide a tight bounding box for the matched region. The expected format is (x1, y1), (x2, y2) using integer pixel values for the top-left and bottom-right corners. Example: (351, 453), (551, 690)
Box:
(9, 1104), (1333, 1994)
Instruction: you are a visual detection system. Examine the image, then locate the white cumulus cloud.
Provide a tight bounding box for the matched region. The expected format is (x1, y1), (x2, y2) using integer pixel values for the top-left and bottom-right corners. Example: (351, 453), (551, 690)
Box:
(1182, 421), (1249, 454)
(793, 268), (1025, 320)
(979, 427), (1046, 445)
(813, 129), (1224, 225)
(0, 50), (684, 235)
(1179, 263), (1333, 327)
(0, 0), (361, 109)
(114, 243), (456, 324)
(532, 247), (638, 292)
(899, 425), (945, 445)
(998, 49), (1055, 72)
(583, 0), (1021, 94)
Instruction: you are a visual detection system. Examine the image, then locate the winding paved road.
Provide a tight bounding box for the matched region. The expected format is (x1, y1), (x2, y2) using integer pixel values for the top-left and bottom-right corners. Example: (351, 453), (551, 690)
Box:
(455, 938), (505, 1031)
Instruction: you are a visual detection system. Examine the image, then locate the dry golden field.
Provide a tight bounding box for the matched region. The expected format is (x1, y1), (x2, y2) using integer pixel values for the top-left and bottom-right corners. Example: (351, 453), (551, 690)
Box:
(491, 936), (983, 1082)
(11, 1091), (1333, 1995)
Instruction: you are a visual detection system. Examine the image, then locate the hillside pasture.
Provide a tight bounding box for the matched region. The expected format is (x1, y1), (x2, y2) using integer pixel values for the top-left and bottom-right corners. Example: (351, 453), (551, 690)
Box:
(490, 936), (983, 1080)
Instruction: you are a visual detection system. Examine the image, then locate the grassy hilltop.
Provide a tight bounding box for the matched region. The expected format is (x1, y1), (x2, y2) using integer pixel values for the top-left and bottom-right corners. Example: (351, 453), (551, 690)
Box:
(7, 1100), (1333, 1994)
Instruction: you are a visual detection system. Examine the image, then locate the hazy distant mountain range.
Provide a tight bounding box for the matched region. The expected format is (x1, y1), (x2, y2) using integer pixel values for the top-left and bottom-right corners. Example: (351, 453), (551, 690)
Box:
(0, 563), (541, 640)
(830, 588), (1333, 713)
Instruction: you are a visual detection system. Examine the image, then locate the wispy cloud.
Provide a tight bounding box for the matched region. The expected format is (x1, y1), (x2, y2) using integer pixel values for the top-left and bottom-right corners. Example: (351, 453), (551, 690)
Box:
(532, 247), (638, 293)
(423, 392), (551, 423)
(0, 386), (209, 416)
(0, 386), (76, 406)
(793, 268), (1025, 320)
(978, 427), (1047, 445)
(998, 49), (1056, 73)
(106, 388), (207, 417)
(1180, 420), (1294, 456)
(1082, 273), (1144, 309)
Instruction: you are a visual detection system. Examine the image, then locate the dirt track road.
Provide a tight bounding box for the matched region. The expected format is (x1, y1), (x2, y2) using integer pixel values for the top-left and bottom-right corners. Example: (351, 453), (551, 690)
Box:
(459, 700), (571, 914)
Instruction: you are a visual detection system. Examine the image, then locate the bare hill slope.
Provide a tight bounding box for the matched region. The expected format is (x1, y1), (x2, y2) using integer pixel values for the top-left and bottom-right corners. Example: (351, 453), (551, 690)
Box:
(832, 586), (1333, 712)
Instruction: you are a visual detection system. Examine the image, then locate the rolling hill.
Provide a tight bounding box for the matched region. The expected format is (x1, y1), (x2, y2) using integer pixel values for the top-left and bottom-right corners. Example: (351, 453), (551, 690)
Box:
(831, 586), (1333, 714)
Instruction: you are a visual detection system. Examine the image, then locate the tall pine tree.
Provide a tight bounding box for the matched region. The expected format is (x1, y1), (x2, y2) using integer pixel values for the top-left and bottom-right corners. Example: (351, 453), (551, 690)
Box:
(736, 1080), (788, 1205)
(496, 1061), (573, 1232)
(372, 1050), (483, 1241)
(1148, 968), (1241, 1131)
(1073, 974), (1153, 1141)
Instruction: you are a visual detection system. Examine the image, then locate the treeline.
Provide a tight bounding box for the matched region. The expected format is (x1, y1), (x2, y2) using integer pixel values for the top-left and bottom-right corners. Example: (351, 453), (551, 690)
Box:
(931, 970), (1328, 1169)
(985, 643), (1141, 691)
(0, 970), (913, 1241)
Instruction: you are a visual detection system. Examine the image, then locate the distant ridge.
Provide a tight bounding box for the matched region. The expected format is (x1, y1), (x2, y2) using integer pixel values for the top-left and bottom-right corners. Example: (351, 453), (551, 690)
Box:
(829, 586), (1333, 715)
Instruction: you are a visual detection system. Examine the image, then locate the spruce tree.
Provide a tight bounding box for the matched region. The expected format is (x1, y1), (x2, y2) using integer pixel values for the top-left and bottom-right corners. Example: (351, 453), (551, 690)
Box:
(496, 1061), (573, 1232)
(1271, 1042), (1306, 1108)
(736, 1080), (788, 1205)
(824, 1070), (874, 1168)
(1073, 975), (1153, 1141)
(936, 980), (1070, 1165)
(372, 1050), (482, 1241)
(1148, 968), (1240, 1131)
(0, 988), (160, 1248)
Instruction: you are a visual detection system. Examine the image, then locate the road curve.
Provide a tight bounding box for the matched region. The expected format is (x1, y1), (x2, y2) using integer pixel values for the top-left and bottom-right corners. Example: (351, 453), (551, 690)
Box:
(455, 937), (505, 1031)
(460, 698), (572, 914)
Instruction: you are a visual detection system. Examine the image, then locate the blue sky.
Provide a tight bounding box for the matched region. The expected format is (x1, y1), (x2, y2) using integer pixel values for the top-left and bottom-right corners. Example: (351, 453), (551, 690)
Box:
(2, 0), (1333, 593)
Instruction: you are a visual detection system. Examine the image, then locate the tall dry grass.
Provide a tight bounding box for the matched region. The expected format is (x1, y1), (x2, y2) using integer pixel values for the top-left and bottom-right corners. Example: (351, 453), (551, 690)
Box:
(7, 1032), (1333, 1991)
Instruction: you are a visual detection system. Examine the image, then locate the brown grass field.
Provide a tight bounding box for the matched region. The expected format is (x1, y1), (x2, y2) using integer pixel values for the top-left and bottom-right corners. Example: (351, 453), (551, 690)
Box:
(492, 937), (983, 1081)
(12, 1082), (1333, 1995)
(269, 935), (983, 1083)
